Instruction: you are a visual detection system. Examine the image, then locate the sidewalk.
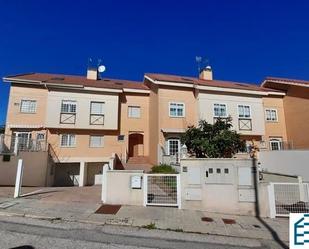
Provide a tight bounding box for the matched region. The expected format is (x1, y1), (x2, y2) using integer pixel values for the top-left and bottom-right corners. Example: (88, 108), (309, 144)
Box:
(0, 193), (289, 245)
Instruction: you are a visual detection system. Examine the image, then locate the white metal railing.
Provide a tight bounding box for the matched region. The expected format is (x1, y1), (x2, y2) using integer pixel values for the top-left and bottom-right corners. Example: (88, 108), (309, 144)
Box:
(269, 182), (309, 217)
(162, 153), (180, 165)
(143, 174), (181, 208)
(0, 134), (48, 155)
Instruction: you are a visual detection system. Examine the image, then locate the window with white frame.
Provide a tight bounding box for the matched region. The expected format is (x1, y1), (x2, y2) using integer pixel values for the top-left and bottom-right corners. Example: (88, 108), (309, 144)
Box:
(89, 135), (104, 148)
(238, 105), (251, 118)
(90, 102), (105, 125)
(168, 138), (180, 155)
(213, 103), (227, 117)
(60, 134), (76, 147)
(265, 109), (278, 122)
(20, 100), (37, 113)
(90, 102), (104, 115)
(61, 100), (76, 113)
(169, 102), (185, 117)
(128, 106), (141, 118)
(269, 138), (282, 151)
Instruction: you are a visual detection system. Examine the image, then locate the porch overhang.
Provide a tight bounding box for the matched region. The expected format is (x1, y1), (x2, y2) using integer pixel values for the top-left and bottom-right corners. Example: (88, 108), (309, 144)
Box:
(8, 124), (44, 129)
(161, 128), (186, 134)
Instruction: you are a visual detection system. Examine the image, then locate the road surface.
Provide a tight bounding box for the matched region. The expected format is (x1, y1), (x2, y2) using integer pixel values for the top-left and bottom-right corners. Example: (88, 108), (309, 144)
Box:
(0, 216), (273, 249)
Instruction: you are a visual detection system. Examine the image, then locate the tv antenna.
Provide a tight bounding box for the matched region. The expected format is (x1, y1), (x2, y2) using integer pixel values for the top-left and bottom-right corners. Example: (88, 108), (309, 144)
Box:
(195, 56), (209, 73)
(97, 58), (106, 79)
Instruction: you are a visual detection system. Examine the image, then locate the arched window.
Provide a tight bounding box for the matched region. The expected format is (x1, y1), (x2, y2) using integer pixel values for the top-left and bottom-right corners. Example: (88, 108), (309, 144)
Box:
(269, 138), (282, 151)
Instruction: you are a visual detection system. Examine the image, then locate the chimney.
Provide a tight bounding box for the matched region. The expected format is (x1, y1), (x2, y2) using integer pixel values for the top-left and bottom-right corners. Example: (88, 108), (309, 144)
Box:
(199, 65), (213, 80)
(87, 67), (98, 80)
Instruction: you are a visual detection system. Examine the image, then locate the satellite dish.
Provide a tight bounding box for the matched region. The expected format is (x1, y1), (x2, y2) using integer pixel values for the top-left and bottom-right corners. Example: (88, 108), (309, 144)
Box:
(98, 65), (106, 73)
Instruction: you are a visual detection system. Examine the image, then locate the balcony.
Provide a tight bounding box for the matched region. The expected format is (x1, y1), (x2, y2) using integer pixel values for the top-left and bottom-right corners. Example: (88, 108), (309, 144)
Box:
(60, 112), (76, 124)
(90, 114), (104, 125)
(238, 118), (252, 131)
(0, 134), (48, 155)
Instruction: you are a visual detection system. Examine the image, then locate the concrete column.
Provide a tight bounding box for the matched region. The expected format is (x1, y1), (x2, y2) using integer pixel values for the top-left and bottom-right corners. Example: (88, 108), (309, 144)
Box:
(79, 161), (87, 187)
(14, 159), (24, 198)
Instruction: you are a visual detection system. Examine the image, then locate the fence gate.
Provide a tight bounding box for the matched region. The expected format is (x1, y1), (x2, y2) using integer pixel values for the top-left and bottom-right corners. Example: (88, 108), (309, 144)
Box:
(144, 174), (181, 208)
(269, 182), (309, 217)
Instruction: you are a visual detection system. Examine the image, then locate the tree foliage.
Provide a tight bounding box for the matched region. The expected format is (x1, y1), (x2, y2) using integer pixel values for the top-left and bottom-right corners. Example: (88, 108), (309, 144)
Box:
(180, 118), (246, 158)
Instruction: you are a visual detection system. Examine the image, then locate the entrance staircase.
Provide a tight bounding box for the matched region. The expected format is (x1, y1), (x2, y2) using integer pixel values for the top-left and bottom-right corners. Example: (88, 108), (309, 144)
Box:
(124, 156), (153, 172)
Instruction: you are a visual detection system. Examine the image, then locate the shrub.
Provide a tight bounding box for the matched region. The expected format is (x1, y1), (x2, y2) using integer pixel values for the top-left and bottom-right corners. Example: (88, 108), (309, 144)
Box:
(181, 118), (246, 158)
(150, 164), (177, 174)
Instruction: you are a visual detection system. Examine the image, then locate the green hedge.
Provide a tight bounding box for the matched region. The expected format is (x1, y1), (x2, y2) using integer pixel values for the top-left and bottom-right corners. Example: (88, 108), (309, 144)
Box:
(150, 164), (177, 174)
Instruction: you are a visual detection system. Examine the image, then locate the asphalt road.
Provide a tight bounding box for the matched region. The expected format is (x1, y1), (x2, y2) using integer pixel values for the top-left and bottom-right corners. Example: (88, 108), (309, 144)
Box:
(0, 216), (269, 249)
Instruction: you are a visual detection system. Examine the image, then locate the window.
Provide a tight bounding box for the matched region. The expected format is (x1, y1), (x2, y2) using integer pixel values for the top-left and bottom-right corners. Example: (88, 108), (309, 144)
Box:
(90, 102), (104, 115)
(60, 134), (76, 147)
(209, 168), (213, 174)
(216, 168), (221, 174)
(213, 103), (227, 117)
(224, 168), (229, 174)
(61, 100), (76, 113)
(169, 102), (185, 117)
(269, 139), (282, 151)
(90, 102), (104, 125)
(118, 135), (125, 141)
(36, 133), (45, 140)
(238, 105), (251, 118)
(168, 139), (180, 156)
(89, 135), (104, 148)
(20, 100), (36, 113)
(128, 106), (141, 118)
(265, 109), (278, 122)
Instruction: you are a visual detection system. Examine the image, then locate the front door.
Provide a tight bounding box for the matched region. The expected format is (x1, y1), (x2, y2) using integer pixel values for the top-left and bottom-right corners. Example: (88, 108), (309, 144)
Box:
(128, 133), (144, 157)
(168, 139), (180, 163)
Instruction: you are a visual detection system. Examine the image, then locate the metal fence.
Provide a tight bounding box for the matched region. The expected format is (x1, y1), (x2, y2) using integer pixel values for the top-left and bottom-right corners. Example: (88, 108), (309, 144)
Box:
(269, 182), (309, 217)
(0, 134), (47, 155)
(144, 174), (181, 208)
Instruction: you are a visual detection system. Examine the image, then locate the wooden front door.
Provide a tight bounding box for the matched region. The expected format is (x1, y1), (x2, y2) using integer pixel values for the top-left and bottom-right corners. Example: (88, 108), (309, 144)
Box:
(129, 133), (144, 157)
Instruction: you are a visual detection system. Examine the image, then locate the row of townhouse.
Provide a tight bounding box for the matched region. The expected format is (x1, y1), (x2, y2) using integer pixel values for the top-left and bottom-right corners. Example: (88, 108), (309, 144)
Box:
(2, 66), (309, 186)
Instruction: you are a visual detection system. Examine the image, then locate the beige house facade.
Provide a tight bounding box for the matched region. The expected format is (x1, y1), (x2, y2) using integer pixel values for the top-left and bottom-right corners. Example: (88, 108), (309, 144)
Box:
(3, 67), (303, 187)
(262, 77), (309, 150)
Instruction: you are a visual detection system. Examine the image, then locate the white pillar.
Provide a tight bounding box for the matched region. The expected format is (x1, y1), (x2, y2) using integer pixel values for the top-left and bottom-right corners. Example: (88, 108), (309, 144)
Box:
(101, 163), (109, 202)
(14, 159), (23, 198)
(79, 161), (87, 187)
(268, 183), (276, 218)
(298, 176), (305, 202)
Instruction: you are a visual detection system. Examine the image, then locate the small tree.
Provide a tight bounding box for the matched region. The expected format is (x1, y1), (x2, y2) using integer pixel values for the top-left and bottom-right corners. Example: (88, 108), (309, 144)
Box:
(180, 118), (245, 158)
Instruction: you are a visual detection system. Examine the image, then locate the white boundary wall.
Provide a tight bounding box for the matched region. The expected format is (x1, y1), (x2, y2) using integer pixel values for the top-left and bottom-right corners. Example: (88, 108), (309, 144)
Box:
(180, 158), (270, 216)
(101, 159), (272, 217)
(102, 167), (144, 206)
(258, 150), (309, 182)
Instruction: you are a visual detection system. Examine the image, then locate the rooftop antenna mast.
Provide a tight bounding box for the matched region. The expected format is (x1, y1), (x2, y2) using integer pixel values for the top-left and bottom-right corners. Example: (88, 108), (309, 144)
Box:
(195, 56), (209, 73)
(87, 58), (93, 68)
(97, 58), (106, 79)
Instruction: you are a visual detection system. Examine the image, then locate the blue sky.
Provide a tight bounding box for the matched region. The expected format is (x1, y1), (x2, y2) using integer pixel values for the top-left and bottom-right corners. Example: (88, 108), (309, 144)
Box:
(1, 1), (309, 124)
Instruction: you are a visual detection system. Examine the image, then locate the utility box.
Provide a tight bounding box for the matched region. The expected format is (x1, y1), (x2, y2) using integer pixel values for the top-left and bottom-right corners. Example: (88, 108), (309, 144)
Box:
(131, 175), (142, 189)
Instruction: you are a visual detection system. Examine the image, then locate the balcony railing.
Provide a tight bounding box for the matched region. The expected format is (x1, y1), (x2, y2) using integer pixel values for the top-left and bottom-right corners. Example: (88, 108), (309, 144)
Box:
(213, 117), (229, 123)
(238, 118), (252, 131)
(90, 114), (104, 125)
(0, 134), (48, 155)
(60, 112), (76, 124)
(162, 152), (180, 165)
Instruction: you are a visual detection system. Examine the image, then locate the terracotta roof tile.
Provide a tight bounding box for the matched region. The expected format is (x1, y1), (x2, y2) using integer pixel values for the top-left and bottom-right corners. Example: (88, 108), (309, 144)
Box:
(145, 73), (278, 92)
(4, 73), (149, 91)
(265, 76), (309, 86)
